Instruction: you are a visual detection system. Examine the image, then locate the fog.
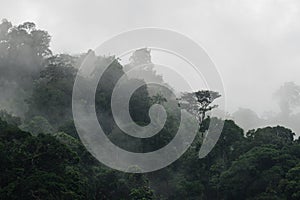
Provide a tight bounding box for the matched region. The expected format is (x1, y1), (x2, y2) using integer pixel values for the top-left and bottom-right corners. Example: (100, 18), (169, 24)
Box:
(1, 0), (300, 134)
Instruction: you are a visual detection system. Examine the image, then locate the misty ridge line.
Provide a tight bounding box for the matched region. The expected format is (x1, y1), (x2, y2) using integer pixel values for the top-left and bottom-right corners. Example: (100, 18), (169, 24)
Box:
(1, 6), (300, 198)
(0, 19), (300, 138)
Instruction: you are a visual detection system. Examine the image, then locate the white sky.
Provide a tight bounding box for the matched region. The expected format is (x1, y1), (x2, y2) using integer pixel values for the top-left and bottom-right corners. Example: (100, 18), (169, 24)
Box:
(1, 0), (300, 115)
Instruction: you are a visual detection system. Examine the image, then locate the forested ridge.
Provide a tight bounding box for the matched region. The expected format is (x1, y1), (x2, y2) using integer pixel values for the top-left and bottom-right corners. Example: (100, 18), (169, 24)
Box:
(1, 19), (300, 200)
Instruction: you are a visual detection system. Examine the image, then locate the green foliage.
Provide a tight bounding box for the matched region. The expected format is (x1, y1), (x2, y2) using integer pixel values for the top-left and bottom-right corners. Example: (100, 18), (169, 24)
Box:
(0, 19), (51, 86)
(0, 118), (156, 200)
(20, 116), (54, 135)
(26, 58), (78, 127)
(0, 110), (21, 126)
(179, 90), (221, 122)
(0, 19), (51, 116)
(246, 126), (295, 149)
(280, 163), (300, 200)
(1, 19), (300, 200)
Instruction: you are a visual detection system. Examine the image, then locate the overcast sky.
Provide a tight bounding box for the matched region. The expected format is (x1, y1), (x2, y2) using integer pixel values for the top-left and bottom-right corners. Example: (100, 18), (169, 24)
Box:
(1, 0), (300, 115)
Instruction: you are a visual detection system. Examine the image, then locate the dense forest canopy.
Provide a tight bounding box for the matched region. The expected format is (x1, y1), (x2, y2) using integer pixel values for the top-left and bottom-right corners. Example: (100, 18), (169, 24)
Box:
(1, 19), (300, 200)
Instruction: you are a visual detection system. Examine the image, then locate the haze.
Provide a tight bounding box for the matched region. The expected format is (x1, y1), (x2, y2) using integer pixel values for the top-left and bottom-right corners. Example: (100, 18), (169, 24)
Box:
(1, 0), (300, 130)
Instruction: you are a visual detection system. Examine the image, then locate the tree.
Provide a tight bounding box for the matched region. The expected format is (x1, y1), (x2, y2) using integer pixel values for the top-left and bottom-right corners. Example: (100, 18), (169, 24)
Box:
(0, 19), (51, 116)
(280, 164), (300, 200)
(0, 110), (21, 126)
(20, 116), (54, 135)
(179, 90), (221, 122)
(246, 126), (295, 149)
(124, 48), (163, 83)
(0, 117), (157, 199)
(150, 93), (167, 105)
(26, 55), (78, 127)
(0, 20), (51, 85)
(219, 146), (296, 200)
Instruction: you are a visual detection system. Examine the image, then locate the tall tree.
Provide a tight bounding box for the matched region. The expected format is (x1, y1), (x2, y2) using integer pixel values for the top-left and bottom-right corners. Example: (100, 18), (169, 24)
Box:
(179, 90), (221, 122)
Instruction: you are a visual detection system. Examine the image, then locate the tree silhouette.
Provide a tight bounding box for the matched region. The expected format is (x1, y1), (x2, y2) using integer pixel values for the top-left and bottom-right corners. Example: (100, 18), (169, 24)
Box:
(179, 90), (221, 122)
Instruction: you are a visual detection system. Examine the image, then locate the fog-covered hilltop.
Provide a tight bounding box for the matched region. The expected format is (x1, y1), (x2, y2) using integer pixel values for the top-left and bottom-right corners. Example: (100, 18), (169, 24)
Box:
(1, 20), (300, 200)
